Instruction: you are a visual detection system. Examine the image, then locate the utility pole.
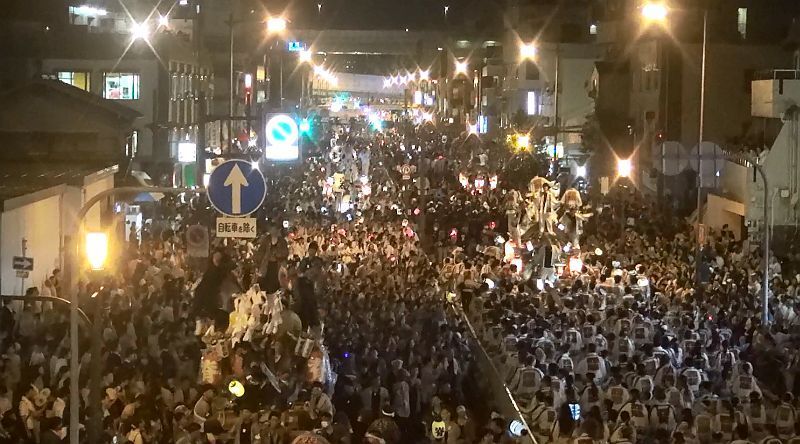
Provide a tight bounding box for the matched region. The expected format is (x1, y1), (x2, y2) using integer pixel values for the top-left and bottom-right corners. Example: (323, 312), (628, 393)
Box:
(20, 238), (27, 295)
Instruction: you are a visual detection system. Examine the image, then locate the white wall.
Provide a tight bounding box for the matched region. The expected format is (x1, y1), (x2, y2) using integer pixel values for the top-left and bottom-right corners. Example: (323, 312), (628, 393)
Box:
(0, 171), (115, 296)
(758, 114), (800, 227)
(1, 191), (64, 296)
(752, 79), (800, 118)
(82, 174), (115, 232)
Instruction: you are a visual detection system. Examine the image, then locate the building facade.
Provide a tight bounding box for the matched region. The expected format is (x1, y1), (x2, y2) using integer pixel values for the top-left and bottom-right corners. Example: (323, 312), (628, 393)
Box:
(589, 0), (800, 202)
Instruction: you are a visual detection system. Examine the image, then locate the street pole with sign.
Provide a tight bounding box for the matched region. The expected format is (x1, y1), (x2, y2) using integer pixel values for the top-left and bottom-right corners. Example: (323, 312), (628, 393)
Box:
(207, 159), (267, 240)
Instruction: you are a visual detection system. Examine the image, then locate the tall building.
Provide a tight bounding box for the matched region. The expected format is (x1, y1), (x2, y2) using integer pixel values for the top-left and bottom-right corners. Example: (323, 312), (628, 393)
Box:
(0, 0), (214, 185)
(589, 0), (800, 204)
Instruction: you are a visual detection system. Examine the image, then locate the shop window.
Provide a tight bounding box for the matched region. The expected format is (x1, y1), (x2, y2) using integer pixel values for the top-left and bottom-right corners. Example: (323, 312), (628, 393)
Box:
(57, 71), (90, 91)
(103, 73), (140, 100)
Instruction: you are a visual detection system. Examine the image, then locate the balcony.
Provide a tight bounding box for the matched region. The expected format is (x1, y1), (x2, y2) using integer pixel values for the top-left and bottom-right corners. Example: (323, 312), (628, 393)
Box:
(751, 70), (800, 118)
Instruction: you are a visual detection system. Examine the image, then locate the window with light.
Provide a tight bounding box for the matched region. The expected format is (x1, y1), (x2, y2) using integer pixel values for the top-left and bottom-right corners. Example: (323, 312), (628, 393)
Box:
(57, 71), (90, 91)
(527, 91), (540, 115)
(103, 73), (140, 100)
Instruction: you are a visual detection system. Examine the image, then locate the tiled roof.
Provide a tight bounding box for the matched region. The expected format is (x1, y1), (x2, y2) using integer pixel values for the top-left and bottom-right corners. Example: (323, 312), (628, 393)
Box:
(0, 161), (116, 203)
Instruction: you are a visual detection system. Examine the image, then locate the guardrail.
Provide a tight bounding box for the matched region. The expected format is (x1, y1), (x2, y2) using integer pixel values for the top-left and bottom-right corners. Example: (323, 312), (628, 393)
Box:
(754, 69), (800, 81)
(450, 303), (538, 444)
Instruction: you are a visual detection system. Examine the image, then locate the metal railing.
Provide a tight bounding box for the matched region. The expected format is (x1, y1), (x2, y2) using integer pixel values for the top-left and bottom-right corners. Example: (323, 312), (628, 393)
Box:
(451, 303), (538, 444)
(753, 69), (800, 81)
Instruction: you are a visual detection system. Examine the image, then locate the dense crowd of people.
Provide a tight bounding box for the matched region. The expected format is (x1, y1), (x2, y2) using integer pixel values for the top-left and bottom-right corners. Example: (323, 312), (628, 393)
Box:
(0, 124), (515, 444)
(455, 190), (800, 444)
(0, 117), (799, 444)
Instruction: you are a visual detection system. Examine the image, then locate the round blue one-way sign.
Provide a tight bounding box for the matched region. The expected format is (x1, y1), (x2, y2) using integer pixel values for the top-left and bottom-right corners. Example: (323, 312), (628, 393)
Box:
(207, 160), (266, 217)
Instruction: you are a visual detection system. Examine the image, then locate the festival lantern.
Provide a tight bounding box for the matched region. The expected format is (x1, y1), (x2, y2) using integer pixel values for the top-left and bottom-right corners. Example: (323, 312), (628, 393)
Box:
(459, 173), (469, 188)
(228, 380), (245, 398)
(449, 228), (458, 241)
(504, 240), (516, 262)
(569, 256), (584, 273)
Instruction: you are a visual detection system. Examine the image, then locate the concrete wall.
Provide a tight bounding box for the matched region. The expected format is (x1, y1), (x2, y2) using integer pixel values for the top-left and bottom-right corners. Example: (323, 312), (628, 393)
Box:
(759, 114), (800, 227)
(82, 173), (115, 232)
(40, 58), (159, 157)
(752, 78), (800, 118)
(705, 193), (745, 239)
(0, 170), (115, 296)
(719, 159), (750, 203)
(0, 189), (64, 295)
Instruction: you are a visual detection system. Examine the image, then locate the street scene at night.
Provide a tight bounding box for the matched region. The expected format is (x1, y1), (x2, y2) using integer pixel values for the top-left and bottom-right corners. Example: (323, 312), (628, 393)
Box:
(2, 0), (800, 443)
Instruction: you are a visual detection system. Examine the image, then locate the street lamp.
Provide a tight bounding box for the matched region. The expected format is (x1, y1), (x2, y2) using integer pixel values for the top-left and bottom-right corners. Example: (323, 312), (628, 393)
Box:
(419, 69), (430, 81)
(616, 157), (633, 247)
(298, 49), (313, 63)
(267, 17), (287, 34)
(641, 2), (668, 22)
(85, 232), (108, 271)
(617, 158), (633, 178)
(85, 230), (109, 443)
(158, 14), (169, 28)
(130, 21), (149, 41)
(454, 60), (468, 76)
(520, 42), (538, 60)
(515, 134), (530, 151)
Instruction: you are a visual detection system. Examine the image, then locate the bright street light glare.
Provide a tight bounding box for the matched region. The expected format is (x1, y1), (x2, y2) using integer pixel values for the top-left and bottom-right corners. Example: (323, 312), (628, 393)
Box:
(576, 165), (587, 178)
(298, 49), (313, 63)
(267, 17), (287, 33)
(130, 21), (150, 41)
(455, 60), (468, 76)
(617, 158), (633, 178)
(520, 43), (537, 60)
(85, 232), (108, 271)
(642, 2), (668, 22)
(515, 134), (530, 150)
(158, 14), (169, 27)
(419, 69), (430, 81)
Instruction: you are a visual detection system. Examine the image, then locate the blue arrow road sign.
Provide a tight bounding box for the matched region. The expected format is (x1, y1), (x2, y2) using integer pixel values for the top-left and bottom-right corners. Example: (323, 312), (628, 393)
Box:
(207, 160), (266, 217)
